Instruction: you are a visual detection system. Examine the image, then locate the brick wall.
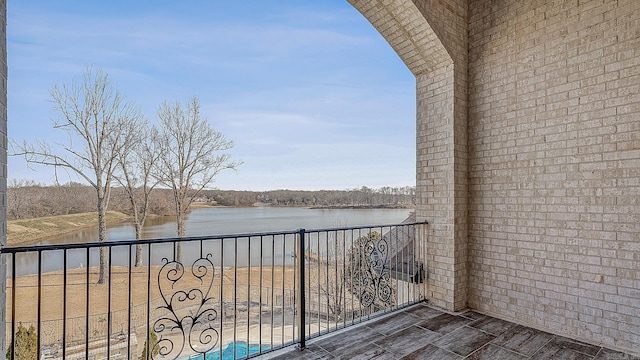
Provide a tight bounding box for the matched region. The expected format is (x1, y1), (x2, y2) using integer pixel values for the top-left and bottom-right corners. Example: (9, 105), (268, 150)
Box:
(468, 0), (640, 354)
(355, 0), (639, 353)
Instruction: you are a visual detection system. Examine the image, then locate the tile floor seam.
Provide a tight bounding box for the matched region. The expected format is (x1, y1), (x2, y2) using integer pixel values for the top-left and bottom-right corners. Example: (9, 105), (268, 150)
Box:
(592, 348), (605, 359)
(462, 343), (528, 359)
(527, 335), (555, 359)
(539, 335), (604, 359)
(461, 323), (494, 337)
(462, 342), (490, 359)
(415, 321), (470, 336)
(445, 345), (465, 360)
(498, 343), (534, 359)
(577, 346), (603, 358)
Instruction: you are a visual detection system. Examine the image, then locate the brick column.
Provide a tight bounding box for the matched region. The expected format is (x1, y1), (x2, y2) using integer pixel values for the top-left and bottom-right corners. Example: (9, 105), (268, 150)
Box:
(349, 0), (468, 311)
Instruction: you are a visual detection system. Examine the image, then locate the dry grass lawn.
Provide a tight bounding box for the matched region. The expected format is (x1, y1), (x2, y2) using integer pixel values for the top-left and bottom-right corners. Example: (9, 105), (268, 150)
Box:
(8, 265), (297, 322)
(7, 211), (131, 246)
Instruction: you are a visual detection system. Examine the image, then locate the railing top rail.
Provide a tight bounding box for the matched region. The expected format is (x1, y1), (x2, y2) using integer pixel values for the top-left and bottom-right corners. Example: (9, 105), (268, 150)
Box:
(1, 230), (296, 254)
(0, 221), (428, 254)
(303, 220), (428, 233)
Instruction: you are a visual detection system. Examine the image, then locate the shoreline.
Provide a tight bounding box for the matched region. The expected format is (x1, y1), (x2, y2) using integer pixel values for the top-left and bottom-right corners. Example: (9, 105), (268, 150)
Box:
(6, 205), (414, 246)
(7, 211), (132, 247)
(308, 204), (415, 210)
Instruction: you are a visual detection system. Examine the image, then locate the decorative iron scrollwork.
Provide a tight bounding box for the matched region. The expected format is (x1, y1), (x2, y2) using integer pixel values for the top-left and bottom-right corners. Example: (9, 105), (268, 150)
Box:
(152, 254), (218, 359)
(352, 232), (394, 309)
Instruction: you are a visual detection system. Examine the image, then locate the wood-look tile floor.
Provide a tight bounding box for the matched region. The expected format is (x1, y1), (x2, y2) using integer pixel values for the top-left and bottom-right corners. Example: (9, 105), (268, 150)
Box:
(263, 303), (638, 360)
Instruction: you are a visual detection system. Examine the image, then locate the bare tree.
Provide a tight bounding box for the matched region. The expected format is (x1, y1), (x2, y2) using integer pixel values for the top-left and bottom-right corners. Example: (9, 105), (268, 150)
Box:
(153, 96), (240, 261)
(7, 179), (36, 220)
(13, 67), (143, 283)
(319, 230), (351, 321)
(314, 230), (397, 322)
(349, 231), (397, 313)
(115, 124), (160, 266)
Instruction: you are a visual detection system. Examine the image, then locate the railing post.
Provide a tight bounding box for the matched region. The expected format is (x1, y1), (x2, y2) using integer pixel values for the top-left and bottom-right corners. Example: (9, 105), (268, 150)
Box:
(297, 229), (306, 350)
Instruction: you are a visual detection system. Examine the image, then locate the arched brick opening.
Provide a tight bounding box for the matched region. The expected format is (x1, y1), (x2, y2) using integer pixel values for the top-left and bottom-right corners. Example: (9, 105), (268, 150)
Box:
(348, 0), (468, 311)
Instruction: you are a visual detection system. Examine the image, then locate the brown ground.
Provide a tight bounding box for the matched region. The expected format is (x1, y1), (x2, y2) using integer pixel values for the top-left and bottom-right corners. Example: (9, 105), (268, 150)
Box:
(7, 265), (301, 356)
(8, 265), (296, 323)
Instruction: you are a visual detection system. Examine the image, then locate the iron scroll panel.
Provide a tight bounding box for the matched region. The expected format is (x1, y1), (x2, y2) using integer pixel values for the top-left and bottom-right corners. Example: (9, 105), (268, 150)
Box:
(356, 234), (393, 309)
(153, 254), (218, 359)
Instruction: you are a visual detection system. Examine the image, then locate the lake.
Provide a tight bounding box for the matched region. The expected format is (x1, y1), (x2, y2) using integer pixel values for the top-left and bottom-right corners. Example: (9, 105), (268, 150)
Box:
(10, 207), (413, 276)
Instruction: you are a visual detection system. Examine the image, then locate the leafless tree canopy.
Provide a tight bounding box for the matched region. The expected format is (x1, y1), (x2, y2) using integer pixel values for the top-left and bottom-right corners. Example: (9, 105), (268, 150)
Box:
(153, 96), (241, 242)
(115, 123), (160, 266)
(13, 67), (144, 283)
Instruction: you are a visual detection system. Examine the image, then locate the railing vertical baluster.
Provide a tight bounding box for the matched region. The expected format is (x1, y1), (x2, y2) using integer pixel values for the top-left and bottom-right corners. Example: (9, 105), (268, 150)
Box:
(292, 233), (297, 344)
(399, 224), (404, 305)
(407, 225), (411, 304)
(259, 235), (263, 352)
(408, 224), (413, 302)
(342, 230), (347, 330)
(219, 238), (224, 360)
(127, 245), (132, 360)
(416, 223), (420, 299)
(418, 223), (428, 299)
(107, 246), (113, 360)
(233, 237), (238, 360)
(306, 231), (311, 336)
(247, 236), (251, 351)
(145, 244), (151, 360)
(62, 250), (67, 360)
(281, 233), (286, 347)
(85, 247), (90, 359)
(37, 250), (42, 359)
(350, 229), (354, 326)
(404, 224), (409, 305)
(325, 231), (329, 333)
(412, 224), (417, 302)
(10, 253), (16, 360)
(316, 231), (320, 333)
(334, 230), (339, 332)
(270, 237), (275, 350)
(358, 228), (363, 323)
(296, 229), (306, 350)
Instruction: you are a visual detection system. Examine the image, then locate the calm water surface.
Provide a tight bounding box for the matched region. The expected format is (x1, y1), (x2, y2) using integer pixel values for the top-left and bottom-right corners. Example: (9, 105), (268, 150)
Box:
(11, 207), (413, 276)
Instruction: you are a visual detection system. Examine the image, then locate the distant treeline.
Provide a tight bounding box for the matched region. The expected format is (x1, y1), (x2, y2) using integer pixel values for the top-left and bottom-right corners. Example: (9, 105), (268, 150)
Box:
(8, 180), (415, 221)
(205, 186), (416, 208)
(7, 180), (172, 220)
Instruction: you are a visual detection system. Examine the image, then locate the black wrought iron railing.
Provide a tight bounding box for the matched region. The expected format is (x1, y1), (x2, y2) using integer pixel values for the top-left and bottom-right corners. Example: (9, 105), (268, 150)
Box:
(3, 221), (427, 360)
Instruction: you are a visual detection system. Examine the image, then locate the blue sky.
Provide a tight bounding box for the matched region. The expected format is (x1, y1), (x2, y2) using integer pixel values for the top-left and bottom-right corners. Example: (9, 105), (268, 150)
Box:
(8, 1), (416, 191)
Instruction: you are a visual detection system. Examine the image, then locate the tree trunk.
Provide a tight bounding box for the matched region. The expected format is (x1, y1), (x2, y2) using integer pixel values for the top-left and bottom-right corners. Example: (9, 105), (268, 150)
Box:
(176, 209), (185, 263)
(135, 222), (143, 267)
(97, 194), (107, 284)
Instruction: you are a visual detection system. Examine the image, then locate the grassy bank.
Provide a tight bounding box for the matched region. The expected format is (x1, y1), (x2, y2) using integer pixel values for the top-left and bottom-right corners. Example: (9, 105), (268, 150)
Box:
(7, 211), (131, 246)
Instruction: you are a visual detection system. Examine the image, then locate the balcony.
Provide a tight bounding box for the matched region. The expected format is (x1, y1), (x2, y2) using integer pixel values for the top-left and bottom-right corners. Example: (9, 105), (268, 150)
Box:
(4, 221), (429, 360)
(4, 220), (638, 360)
